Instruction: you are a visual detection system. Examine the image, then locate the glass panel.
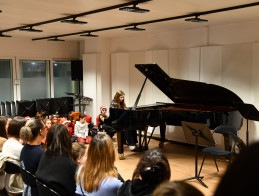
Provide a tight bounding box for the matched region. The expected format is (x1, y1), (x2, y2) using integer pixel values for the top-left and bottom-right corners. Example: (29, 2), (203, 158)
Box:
(0, 59), (13, 102)
(20, 60), (50, 100)
(53, 61), (77, 98)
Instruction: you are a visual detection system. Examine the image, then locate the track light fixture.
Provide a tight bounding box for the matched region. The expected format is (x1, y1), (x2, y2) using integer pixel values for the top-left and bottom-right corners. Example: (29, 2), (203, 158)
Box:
(80, 32), (98, 37)
(47, 37), (65, 41)
(19, 26), (43, 32)
(119, 3), (150, 13)
(61, 17), (87, 24)
(185, 15), (208, 23)
(125, 25), (145, 31)
(0, 32), (12, 37)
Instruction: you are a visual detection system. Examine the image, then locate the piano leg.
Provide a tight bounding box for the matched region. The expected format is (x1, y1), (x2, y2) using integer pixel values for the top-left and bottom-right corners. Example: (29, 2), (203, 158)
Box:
(159, 123), (166, 148)
(116, 130), (125, 160)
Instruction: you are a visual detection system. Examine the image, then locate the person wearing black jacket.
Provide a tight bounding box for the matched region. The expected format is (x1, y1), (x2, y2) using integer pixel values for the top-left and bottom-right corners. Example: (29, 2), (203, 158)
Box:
(36, 124), (78, 196)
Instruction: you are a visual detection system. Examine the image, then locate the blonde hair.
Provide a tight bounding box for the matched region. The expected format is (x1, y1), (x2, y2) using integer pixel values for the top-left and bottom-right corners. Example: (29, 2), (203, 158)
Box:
(72, 142), (86, 162)
(77, 134), (117, 192)
(112, 90), (126, 109)
(20, 119), (44, 142)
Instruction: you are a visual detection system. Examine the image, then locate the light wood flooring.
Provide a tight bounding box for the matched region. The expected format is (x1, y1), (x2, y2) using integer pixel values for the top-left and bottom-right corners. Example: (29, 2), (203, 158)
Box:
(113, 134), (228, 196)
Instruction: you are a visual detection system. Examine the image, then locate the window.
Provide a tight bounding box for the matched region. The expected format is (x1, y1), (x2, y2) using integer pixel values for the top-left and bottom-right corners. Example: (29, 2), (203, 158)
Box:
(19, 60), (50, 100)
(0, 59), (13, 102)
(53, 61), (77, 98)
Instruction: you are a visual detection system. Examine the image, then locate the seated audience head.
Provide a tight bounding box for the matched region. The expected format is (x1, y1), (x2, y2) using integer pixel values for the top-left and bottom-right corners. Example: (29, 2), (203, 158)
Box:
(72, 142), (87, 166)
(78, 114), (86, 123)
(133, 148), (171, 188)
(7, 116), (27, 139)
(100, 106), (107, 114)
(214, 141), (259, 196)
(99, 114), (108, 124)
(44, 118), (51, 129)
(46, 123), (72, 158)
(60, 117), (70, 127)
(0, 116), (8, 138)
(152, 181), (204, 196)
(77, 134), (117, 192)
(50, 115), (58, 125)
(20, 119), (46, 143)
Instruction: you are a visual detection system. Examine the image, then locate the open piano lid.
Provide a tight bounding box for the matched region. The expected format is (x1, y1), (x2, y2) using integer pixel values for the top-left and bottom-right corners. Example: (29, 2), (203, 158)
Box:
(135, 64), (243, 107)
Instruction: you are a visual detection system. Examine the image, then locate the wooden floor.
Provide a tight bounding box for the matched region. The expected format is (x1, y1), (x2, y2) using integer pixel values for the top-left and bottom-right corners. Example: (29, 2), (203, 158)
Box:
(113, 134), (228, 196)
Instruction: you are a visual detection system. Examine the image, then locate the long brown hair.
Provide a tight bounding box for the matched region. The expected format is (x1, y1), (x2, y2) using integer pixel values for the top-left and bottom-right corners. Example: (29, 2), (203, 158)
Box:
(77, 134), (117, 192)
(46, 123), (72, 158)
(112, 90), (126, 109)
(0, 116), (7, 138)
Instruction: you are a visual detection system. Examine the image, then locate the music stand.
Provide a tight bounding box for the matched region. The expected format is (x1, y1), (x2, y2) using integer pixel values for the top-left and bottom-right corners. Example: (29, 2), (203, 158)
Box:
(36, 99), (51, 116)
(234, 103), (259, 145)
(181, 121), (215, 188)
(16, 100), (37, 117)
(51, 97), (73, 116)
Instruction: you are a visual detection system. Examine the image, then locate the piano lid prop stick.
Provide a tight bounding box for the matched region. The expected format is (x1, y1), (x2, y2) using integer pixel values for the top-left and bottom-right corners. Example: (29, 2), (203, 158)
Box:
(132, 76), (148, 110)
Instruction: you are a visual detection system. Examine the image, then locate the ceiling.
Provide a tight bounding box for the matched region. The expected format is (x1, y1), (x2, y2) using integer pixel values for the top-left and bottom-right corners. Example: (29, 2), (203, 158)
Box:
(1, 0), (259, 41)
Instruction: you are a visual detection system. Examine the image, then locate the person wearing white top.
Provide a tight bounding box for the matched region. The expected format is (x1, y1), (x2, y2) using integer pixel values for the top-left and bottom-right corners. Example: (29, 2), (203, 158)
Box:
(74, 114), (89, 143)
(1, 116), (26, 160)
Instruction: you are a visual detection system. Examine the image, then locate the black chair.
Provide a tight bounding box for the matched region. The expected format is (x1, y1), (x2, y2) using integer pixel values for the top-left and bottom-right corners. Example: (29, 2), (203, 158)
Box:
(36, 179), (61, 196)
(19, 165), (36, 186)
(5, 101), (11, 117)
(11, 101), (16, 117)
(4, 161), (23, 195)
(0, 102), (6, 116)
(198, 125), (239, 176)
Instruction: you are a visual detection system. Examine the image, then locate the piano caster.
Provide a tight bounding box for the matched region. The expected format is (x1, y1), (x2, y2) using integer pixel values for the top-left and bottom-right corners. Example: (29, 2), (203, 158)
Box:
(118, 153), (125, 160)
(159, 142), (164, 148)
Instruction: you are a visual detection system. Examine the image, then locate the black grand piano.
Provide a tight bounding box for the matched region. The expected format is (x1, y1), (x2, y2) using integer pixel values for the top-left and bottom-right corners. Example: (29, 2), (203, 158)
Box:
(105, 63), (244, 150)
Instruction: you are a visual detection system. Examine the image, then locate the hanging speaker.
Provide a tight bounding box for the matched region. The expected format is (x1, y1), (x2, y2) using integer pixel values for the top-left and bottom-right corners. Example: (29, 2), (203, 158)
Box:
(71, 60), (83, 81)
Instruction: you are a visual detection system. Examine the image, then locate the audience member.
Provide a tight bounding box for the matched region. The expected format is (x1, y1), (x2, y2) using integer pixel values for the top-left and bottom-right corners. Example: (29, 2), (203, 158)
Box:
(152, 181), (204, 196)
(76, 134), (122, 196)
(44, 118), (51, 130)
(96, 106), (107, 125)
(72, 142), (87, 166)
(98, 114), (115, 138)
(117, 148), (171, 196)
(50, 115), (58, 126)
(2, 116), (26, 160)
(75, 114), (91, 144)
(35, 123), (78, 196)
(20, 119), (47, 196)
(214, 141), (259, 196)
(0, 116), (8, 152)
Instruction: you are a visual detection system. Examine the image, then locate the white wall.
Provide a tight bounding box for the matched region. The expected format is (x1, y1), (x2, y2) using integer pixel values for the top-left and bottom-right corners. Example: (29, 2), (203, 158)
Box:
(81, 19), (259, 146)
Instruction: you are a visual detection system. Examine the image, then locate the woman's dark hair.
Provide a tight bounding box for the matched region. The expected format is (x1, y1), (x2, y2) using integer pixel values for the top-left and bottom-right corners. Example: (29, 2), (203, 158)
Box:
(0, 116), (8, 138)
(79, 114), (86, 119)
(7, 116), (26, 138)
(46, 123), (72, 158)
(20, 119), (44, 142)
(132, 148), (171, 186)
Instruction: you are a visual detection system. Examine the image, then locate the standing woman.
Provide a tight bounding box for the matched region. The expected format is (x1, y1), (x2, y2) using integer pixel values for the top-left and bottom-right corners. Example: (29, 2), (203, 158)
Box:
(20, 119), (47, 196)
(110, 90), (137, 160)
(76, 134), (123, 195)
(0, 116), (8, 152)
(35, 123), (77, 196)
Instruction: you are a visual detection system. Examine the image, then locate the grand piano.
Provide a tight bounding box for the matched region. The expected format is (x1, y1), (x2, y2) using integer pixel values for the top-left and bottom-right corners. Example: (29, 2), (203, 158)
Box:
(105, 63), (244, 150)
